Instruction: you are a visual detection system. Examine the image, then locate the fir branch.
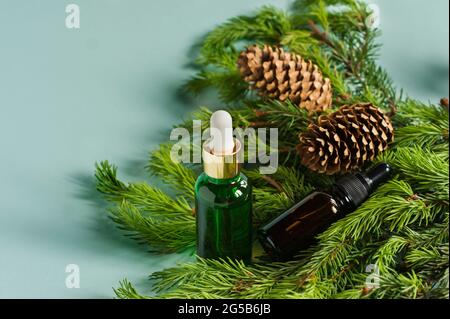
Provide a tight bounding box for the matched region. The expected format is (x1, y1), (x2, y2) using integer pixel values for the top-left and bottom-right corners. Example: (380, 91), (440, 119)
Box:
(251, 99), (314, 132)
(401, 221), (449, 249)
(150, 257), (259, 294)
(393, 99), (449, 127)
(395, 124), (447, 149)
(200, 6), (291, 60)
(114, 280), (150, 299)
(296, 235), (357, 285)
(372, 236), (409, 273)
(179, 100), (314, 167)
(150, 257), (303, 299)
(368, 271), (428, 299)
(147, 144), (197, 199)
(296, 278), (336, 299)
(405, 245), (448, 274)
(110, 201), (195, 253)
(252, 188), (291, 224)
(278, 168), (315, 202)
(300, 1), (399, 108)
(247, 166), (315, 201)
(95, 161), (196, 252)
(246, 166), (316, 223)
(185, 69), (248, 103)
(259, 175), (284, 193)
(291, 0), (357, 14)
(96, 161), (193, 218)
(333, 288), (364, 299)
(95, 160), (127, 195)
(179, 105), (255, 132)
(428, 268), (449, 299)
(377, 147), (449, 198)
(248, 100), (316, 162)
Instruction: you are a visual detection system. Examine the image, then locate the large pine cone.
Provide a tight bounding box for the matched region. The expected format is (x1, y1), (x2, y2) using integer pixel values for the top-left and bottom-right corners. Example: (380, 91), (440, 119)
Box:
(237, 45), (332, 113)
(297, 103), (394, 175)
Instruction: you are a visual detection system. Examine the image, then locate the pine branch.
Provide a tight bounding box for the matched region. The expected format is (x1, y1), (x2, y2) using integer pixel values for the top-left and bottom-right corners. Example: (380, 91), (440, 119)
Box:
(401, 221), (449, 249)
(246, 166), (316, 223)
(405, 245), (448, 274)
(96, 161), (193, 218)
(150, 257), (303, 299)
(428, 268), (449, 299)
(372, 236), (409, 273)
(372, 224), (449, 283)
(200, 6), (291, 60)
(395, 124), (447, 149)
(368, 271), (428, 299)
(110, 201), (195, 253)
(291, 0), (357, 15)
(95, 161), (196, 252)
(114, 280), (150, 299)
(252, 188), (291, 224)
(376, 147), (449, 199)
(147, 144), (197, 200)
(393, 99), (449, 127)
(185, 69), (248, 103)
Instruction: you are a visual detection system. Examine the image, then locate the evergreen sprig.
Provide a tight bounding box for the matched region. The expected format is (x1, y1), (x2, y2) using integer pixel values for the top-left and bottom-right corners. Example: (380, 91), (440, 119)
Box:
(95, 161), (195, 252)
(94, 0), (449, 299)
(147, 144), (197, 199)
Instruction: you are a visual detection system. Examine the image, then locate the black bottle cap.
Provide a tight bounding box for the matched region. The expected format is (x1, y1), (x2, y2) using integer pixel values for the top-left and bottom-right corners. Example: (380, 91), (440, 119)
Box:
(363, 163), (393, 191)
(334, 163), (393, 208)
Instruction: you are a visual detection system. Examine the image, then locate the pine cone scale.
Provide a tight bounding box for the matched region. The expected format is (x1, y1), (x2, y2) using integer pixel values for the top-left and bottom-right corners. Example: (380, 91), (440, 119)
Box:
(298, 103), (394, 175)
(238, 45), (333, 113)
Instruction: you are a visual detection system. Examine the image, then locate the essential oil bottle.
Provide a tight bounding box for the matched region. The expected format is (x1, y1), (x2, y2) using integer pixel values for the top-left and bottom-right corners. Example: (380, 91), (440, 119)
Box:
(195, 110), (252, 262)
(258, 163), (392, 259)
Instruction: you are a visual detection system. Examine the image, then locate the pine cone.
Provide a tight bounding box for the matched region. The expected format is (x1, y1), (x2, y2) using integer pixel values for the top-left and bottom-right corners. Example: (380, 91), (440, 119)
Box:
(297, 103), (394, 175)
(237, 45), (332, 113)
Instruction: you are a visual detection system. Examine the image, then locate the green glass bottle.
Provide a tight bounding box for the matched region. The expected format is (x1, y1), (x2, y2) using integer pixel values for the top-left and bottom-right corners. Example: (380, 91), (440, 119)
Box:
(195, 110), (253, 262)
(195, 173), (252, 262)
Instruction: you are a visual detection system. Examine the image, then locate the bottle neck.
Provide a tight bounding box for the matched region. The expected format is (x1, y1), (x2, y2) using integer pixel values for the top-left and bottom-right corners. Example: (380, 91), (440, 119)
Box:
(202, 139), (241, 179)
(205, 173), (241, 185)
(330, 186), (357, 215)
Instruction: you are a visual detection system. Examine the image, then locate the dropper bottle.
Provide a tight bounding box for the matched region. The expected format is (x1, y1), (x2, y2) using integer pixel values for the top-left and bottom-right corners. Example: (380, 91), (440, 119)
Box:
(258, 163), (393, 259)
(195, 110), (252, 262)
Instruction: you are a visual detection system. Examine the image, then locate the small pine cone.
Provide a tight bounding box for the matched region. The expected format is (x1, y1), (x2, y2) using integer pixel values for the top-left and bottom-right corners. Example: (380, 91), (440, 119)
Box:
(297, 103), (394, 175)
(237, 45), (332, 113)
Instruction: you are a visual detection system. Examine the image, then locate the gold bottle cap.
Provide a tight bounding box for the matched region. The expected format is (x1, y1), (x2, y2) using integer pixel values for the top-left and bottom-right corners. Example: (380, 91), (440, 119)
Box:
(202, 138), (241, 179)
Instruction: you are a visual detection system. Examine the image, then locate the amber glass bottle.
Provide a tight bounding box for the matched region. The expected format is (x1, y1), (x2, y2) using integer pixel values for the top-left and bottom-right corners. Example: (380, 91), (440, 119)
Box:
(258, 163), (392, 259)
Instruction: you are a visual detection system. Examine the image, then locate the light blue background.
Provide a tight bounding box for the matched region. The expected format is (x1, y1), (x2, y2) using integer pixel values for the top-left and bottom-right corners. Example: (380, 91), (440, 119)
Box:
(0, 0), (448, 298)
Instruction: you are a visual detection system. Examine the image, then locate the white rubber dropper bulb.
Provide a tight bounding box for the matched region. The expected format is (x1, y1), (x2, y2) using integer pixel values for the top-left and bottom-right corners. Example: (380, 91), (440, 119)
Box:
(210, 110), (235, 155)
